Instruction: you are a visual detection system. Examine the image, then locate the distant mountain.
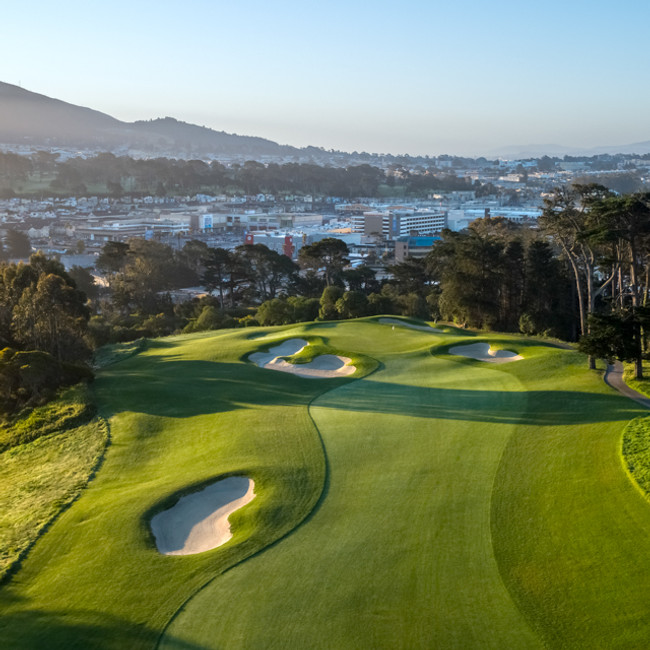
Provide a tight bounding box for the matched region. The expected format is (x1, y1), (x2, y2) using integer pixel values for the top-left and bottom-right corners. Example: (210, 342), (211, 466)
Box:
(3, 82), (650, 161)
(485, 144), (588, 159)
(130, 117), (297, 156)
(0, 82), (122, 145)
(487, 141), (650, 160)
(590, 141), (650, 156)
(0, 82), (300, 157)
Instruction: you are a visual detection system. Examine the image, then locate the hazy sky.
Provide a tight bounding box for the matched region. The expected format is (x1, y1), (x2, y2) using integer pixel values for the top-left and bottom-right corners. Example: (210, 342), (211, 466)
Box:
(3, 1), (649, 156)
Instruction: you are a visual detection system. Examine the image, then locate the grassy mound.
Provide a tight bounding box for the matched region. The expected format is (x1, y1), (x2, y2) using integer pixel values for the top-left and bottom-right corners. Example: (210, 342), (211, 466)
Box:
(253, 334), (379, 376)
(0, 386), (107, 581)
(93, 339), (148, 369)
(0, 384), (96, 453)
(622, 416), (650, 498)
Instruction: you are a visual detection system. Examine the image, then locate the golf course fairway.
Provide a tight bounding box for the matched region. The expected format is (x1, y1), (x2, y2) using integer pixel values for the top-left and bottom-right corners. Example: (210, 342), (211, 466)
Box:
(2, 317), (650, 649)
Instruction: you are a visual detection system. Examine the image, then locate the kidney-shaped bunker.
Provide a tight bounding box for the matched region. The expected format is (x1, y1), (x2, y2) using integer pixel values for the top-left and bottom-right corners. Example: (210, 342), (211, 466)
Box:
(151, 476), (255, 555)
(448, 342), (523, 363)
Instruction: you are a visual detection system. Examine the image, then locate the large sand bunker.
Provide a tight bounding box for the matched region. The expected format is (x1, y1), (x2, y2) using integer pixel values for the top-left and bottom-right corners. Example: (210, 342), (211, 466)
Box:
(151, 476), (255, 555)
(249, 338), (356, 378)
(379, 318), (444, 333)
(449, 342), (523, 363)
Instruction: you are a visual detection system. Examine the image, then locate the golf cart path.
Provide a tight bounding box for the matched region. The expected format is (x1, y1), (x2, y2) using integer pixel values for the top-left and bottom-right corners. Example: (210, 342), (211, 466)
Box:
(605, 361), (650, 409)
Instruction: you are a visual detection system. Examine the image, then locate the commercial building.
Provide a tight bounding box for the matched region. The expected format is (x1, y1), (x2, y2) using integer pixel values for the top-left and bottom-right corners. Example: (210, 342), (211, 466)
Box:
(394, 236), (441, 262)
(351, 208), (446, 238)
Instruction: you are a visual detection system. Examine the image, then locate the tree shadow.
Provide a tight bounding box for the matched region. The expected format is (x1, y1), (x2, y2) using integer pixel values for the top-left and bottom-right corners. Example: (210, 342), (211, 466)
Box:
(315, 382), (645, 425)
(96, 351), (643, 426)
(302, 321), (339, 330)
(245, 329), (274, 339)
(95, 358), (351, 419)
(141, 339), (178, 349)
(0, 606), (204, 650)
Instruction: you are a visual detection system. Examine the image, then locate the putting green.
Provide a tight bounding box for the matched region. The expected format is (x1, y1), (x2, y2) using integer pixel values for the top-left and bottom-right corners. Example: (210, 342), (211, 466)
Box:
(1, 318), (649, 649)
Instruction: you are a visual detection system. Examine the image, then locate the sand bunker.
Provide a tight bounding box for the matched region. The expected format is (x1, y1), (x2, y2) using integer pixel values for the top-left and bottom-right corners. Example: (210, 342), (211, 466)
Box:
(449, 342), (523, 363)
(249, 338), (308, 365)
(151, 476), (255, 555)
(249, 338), (356, 378)
(379, 318), (444, 333)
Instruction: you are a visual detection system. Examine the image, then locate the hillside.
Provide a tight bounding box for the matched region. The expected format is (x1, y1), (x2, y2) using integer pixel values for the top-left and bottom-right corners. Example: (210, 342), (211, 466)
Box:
(0, 82), (298, 157)
(130, 117), (297, 156)
(0, 82), (123, 146)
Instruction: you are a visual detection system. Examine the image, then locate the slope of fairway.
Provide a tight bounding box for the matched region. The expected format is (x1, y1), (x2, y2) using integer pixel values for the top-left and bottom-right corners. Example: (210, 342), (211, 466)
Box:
(0, 327), (375, 649)
(491, 352), (650, 648)
(161, 323), (543, 648)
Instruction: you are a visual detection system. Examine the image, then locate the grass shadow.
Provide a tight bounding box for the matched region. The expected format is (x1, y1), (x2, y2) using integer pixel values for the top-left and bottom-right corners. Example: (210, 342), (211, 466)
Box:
(95, 357), (358, 420)
(315, 381), (645, 425)
(0, 606), (203, 650)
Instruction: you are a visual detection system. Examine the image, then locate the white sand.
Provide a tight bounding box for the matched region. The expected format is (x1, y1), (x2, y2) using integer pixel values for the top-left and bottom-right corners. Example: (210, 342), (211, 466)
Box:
(249, 338), (356, 378)
(151, 477), (255, 555)
(263, 354), (355, 378)
(448, 342), (523, 363)
(249, 338), (308, 366)
(379, 318), (444, 333)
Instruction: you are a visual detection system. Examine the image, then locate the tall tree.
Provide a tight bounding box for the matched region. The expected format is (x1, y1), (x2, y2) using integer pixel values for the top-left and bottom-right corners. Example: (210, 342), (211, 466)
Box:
(5, 229), (32, 259)
(298, 238), (349, 286)
(429, 228), (503, 329)
(236, 244), (299, 302)
(586, 192), (650, 378)
(203, 247), (246, 308)
(13, 273), (90, 362)
(96, 241), (130, 275)
(520, 240), (574, 339)
(540, 184), (618, 367)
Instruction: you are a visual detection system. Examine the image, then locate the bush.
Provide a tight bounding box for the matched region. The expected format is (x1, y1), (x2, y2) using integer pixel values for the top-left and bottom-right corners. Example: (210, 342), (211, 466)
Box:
(0, 383), (96, 452)
(238, 315), (260, 327)
(336, 291), (368, 319)
(318, 285), (344, 320)
(256, 299), (293, 326)
(0, 347), (94, 416)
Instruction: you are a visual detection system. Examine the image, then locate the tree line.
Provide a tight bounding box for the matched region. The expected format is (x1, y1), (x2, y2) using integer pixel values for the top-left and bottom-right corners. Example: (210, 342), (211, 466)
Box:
(1, 151), (481, 199)
(540, 185), (650, 378)
(0, 254), (92, 414)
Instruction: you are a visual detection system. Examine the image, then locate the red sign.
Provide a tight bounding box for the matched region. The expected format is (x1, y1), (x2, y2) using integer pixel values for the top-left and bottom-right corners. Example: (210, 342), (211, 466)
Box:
(283, 235), (294, 257)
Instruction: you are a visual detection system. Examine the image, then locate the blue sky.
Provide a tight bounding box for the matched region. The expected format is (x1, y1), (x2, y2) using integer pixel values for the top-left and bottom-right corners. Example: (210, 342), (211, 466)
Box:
(3, 1), (649, 156)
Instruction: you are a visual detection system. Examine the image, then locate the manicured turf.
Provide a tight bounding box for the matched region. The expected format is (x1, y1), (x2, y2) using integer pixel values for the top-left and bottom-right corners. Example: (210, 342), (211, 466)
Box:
(2, 318), (650, 648)
(0, 327), (374, 649)
(162, 325), (540, 648)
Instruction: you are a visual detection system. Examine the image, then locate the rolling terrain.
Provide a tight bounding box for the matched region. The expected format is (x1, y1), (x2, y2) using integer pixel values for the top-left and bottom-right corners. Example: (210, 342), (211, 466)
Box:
(1, 318), (649, 648)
